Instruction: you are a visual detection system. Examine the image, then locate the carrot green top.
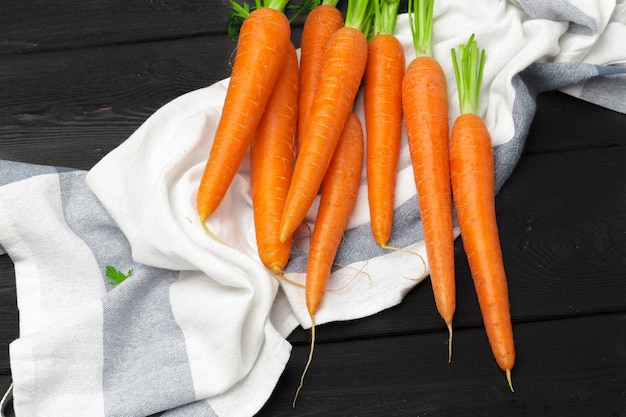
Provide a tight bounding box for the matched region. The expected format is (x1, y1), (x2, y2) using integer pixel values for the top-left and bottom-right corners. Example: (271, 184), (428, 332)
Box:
(372, 0), (401, 36)
(451, 34), (486, 115)
(344, 0), (374, 33)
(228, 0), (318, 42)
(261, 0), (290, 10)
(407, 0), (434, 57)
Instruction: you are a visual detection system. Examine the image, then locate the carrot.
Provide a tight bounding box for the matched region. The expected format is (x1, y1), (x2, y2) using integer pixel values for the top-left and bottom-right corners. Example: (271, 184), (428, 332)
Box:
(196, 0), (291, 230)
(293, 111), (364, 406)
(297, 0), (344, 149)
(278, 0), (372, 243)
(305, 112), (364, 316)
(450, 35), (515, 391)
(364, 0), (404, 246)
(401, 0), (455, 361)
(250, 41), (299, 275)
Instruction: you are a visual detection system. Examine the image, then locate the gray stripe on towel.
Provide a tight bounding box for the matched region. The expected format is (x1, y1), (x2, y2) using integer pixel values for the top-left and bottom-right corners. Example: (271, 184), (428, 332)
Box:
(57, 170), (211, 417)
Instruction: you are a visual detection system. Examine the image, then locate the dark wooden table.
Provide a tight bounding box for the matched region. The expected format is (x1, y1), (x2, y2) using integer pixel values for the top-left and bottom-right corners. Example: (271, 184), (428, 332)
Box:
(1, 1), (625, 416)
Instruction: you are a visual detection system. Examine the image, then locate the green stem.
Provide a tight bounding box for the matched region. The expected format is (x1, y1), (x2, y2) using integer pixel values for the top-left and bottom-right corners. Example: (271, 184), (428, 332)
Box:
(451, 34), (486, 115)
(372, 0), (401, 36)
(288, 0), (320, 22)
(407, 0), (434, 57)
(345, 0), (374, 33)
(264, 0), (289, 11)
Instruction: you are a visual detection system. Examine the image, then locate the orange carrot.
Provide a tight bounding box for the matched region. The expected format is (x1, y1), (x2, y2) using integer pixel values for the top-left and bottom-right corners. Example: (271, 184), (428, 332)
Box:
(401, 0), (455, 360)
(364, 0), (404, 246)
(297, 0), (344, 148)
(450, 35), (515, 391)
(197, 1), (291, 229)
(305, 112), (364, 316)
(293, 111), (364, 406)
(278, 0), (372, 243)
(250, 41), (299, 275)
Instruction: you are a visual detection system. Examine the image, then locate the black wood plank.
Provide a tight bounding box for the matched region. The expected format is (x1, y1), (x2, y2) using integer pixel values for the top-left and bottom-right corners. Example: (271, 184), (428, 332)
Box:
(0, 0), (225, 55)
(0, 36), (228, 170)
(0, 29), (304, 171)
(260, 313), (626, 416)
(497, 145), (626, 321)
(524, 92), (626, 154)
(0, 0), (310, 55)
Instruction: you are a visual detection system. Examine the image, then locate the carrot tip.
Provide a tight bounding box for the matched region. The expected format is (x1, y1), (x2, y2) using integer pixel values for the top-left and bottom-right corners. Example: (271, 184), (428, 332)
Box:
(446, 321), (453, 363)
(506, 369), (514, 392)
(278, 228), (290, 244)
(270, 265), (284, 276)
(200, 217), (229, 246)
(293, 314), (316, 408)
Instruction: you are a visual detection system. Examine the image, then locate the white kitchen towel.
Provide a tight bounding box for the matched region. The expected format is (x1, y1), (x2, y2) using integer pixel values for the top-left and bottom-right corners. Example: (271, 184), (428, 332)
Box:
(1, 1), (625, 416)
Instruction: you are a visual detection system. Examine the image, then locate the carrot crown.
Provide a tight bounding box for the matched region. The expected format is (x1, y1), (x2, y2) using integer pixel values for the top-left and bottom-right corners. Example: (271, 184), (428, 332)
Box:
(372, 0), (400, 36)
(407, 0), (434, 57)
(451, 34), (486, 115)
(344, 0), (374, 34)
(228, 0), (313, 42)
(263, 0), (290, 11)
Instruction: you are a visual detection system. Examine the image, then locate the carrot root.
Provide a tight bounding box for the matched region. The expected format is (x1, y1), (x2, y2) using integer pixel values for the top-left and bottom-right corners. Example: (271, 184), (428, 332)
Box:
(506, 369), (514, 392)
(380, 243), (428, 279)
(447, 321), (453, 363)
(200, 217), (229, 246)
(293, 314), (316, 408)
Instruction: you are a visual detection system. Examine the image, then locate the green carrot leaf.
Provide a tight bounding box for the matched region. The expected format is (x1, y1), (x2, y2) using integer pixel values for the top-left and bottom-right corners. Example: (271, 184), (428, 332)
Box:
(344, 0), (375, 34)
(264, 0), (289, 12)
(451, 34), (486, 115)
(227, 0), (254, 42)
(105, 265), (134, 286)
(407, 0), (434, 57)
(228, 0), (314, 42)
(286, 0), (319, 22)
(372, 0), (401, 36)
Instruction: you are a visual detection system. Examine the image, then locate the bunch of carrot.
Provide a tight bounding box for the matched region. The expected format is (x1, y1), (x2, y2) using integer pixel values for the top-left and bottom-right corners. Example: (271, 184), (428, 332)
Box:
(195, 0), (515, 397)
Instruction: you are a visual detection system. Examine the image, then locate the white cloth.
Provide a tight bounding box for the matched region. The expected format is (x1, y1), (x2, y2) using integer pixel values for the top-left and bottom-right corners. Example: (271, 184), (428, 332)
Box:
(1, 1), (624, 416)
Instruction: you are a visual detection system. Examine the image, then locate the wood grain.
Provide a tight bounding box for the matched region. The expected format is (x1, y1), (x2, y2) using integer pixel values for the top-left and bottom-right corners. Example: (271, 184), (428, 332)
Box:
(0, 0), (309, 55)
(0, 0), (625, 415)
(260, 313), (626, 416)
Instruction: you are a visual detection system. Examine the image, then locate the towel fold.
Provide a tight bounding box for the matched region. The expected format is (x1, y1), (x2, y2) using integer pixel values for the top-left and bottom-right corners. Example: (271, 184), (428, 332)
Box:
(1, 1), (624, 416)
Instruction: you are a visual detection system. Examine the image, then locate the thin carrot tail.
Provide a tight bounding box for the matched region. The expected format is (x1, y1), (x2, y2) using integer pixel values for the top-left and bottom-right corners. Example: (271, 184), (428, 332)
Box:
(380, 243), (428, 280)
(200, 217), (229, 246)
(506, 370), (514, 392)
(446, 321), (453, 363)
(293, 314), (316, 408)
